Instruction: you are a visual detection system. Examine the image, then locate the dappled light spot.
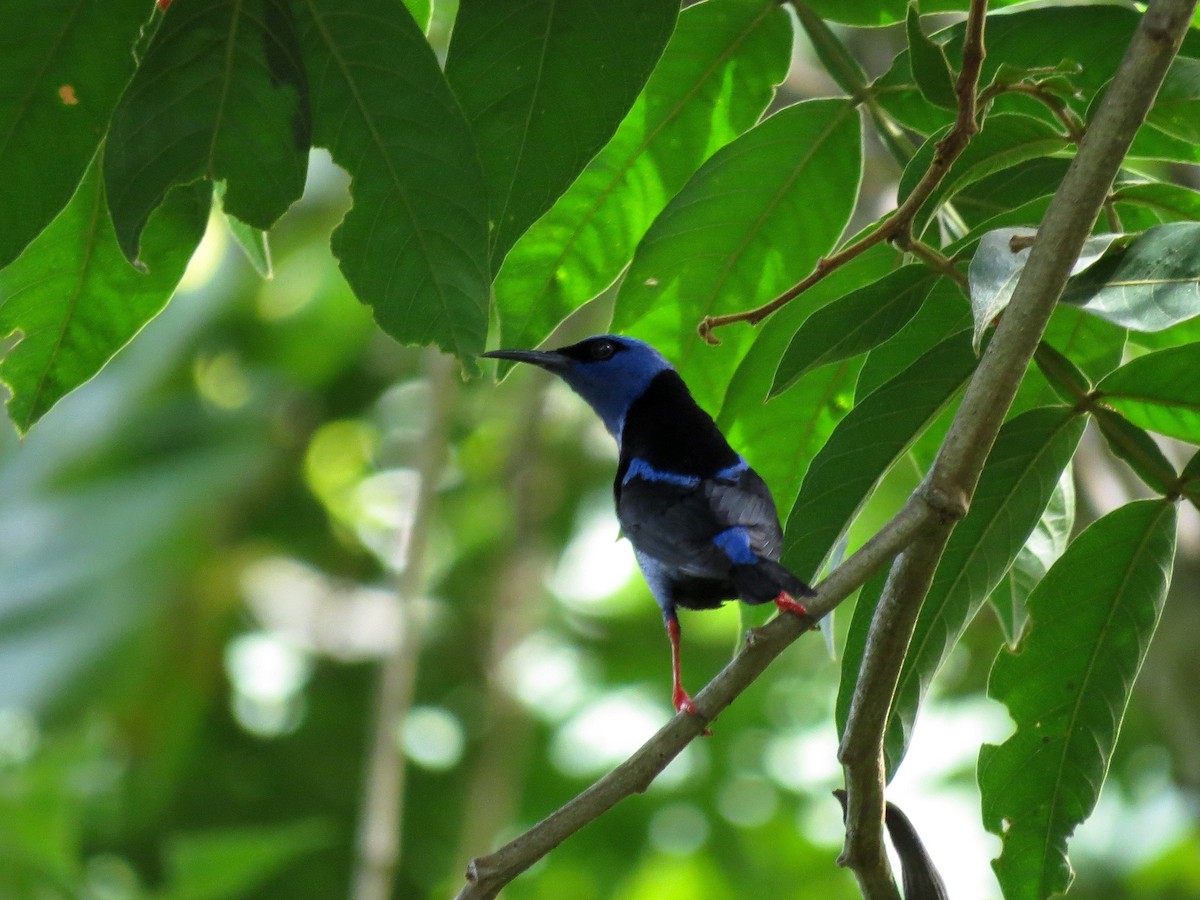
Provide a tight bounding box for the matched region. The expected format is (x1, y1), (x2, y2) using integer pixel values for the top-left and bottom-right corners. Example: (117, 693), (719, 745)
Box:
(500, 630), (591, 722)
(648, 803), (708, 855)
(0, 707), (39, 765)
(550, 690), (670, 778)
(225, 631), (312, 738)
(400, 706), (464, 771)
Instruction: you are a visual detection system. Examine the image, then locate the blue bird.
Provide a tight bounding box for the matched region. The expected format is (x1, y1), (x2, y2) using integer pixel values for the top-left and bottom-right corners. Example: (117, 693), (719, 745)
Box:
(483, 335), (815, 717)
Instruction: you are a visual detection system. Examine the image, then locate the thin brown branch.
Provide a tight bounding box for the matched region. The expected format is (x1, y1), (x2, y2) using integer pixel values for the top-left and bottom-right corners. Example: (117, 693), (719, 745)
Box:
(978, 81), (1087, 142)
(699, 0), (988, 345)
(455, 496), (940, 900)
(835, 0), (1197, 897)
(354, 352), (457, 900)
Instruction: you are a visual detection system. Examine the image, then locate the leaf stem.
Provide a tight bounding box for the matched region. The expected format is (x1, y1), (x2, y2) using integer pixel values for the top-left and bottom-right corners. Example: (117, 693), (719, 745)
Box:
(699, 0), (988, 345)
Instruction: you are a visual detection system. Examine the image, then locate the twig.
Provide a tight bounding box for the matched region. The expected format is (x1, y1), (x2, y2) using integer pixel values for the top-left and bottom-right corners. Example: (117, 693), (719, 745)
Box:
(698, 0), (989, 345)
(456, 496), (938, 900)
(835, 0), (1197, 896)
(978, 81), (1087, 142)
(353, 351), (457, 900)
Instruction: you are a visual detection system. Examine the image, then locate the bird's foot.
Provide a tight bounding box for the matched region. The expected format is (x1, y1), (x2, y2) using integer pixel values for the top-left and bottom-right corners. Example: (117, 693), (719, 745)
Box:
(774, 591), (818, 629)
(673, 686), (712, 736)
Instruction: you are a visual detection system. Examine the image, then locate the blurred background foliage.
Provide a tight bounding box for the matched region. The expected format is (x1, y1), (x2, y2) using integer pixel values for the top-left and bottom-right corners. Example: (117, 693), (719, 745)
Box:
(1, 4), (1199, 900)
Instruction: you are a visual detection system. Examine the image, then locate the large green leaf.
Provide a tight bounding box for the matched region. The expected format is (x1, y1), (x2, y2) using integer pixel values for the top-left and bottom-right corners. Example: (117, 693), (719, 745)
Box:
(295, 0), (490, 363)
(1110, 181), (1200, 224)
(0, 0), (149, 269)
(104, 0), (309, 265)
(949, 157), (1073, 232)
(493, 0), (792, 355)
(615, 99), (863, 410)
(1147, 56), (1200, 144)
(781, 330), (976, 583)
(0, 158), (210, 432)
(882, 407), (1086, 775)
(445, 0), (677, 269)
(771, 265), (936, 397)
(990, 466), (1075, 646)
(980, 499), (1177, 900)
(1062, 223), (1200, 333)
(1096, 343), (1200, 444)
(898, 114), (1071, 236)
(719, 243), (899, 511)
(854, 278), (970, 400)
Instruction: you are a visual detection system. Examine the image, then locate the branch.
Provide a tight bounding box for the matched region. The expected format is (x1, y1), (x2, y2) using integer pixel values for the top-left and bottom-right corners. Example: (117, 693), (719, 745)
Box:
(698, 0), (988, 345)
(456, 495), (940, 900)
(354, 351), (458, 900)
(835, 0), (1197, 895)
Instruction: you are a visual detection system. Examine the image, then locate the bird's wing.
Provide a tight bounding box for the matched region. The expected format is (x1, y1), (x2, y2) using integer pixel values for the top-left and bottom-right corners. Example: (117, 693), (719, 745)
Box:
(616, 459), (783, 578)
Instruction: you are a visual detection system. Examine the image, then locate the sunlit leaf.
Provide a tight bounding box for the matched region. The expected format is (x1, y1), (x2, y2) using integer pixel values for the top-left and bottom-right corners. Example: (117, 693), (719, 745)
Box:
(494, 0), (792, 356)
(1110, 181), (1200, 223)
(446, 0), (678, 269)
(980, 500), (1177, 899)
(615, 99), (863, 410)
(295, 0), (490, 363)
(0, 158), (210, 432)
(1097, 342), (1200, 444)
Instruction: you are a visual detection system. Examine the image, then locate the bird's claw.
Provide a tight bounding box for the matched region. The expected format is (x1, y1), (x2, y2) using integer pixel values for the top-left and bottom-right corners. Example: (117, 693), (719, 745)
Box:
(673, 688), (712, 736)
(774, 591), (819, 630)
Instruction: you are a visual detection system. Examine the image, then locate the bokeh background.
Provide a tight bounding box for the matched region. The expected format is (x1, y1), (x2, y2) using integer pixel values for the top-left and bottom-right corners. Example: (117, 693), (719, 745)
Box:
(2, 7), (1198, 899)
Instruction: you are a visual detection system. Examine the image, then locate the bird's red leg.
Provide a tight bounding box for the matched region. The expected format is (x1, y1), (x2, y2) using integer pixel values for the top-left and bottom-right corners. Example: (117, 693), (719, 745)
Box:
(666, 617), (696, 714)
(666, 617), (711, 735)
(774, 590), (812, 619)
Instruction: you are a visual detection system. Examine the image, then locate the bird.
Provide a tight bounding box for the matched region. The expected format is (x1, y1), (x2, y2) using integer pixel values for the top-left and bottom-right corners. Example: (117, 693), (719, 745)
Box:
(482, 334), (815, 719)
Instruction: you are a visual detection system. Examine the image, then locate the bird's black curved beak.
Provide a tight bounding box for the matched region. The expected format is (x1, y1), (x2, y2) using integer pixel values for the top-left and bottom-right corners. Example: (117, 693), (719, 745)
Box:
(481, 348), (569, 372)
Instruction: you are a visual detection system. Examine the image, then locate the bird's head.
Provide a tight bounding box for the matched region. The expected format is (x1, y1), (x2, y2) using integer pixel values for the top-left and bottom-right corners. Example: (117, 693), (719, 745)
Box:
(482, 334), (672, 441)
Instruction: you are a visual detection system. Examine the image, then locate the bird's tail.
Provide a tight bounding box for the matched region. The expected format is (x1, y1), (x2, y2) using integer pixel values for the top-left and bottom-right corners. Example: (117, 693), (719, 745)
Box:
(731, 559), (815, 606)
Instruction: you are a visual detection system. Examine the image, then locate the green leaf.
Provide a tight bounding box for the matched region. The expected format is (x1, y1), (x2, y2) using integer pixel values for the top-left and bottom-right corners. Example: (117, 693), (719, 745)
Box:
(1147, 56), (1200, 144)
(905, 4), (956, 110)
(797, 0), (906, 27)
(1096, 343), (1200, 444)
(980, 499), (1177, 900)
(990, 466), (1075, 646)
(216, 182), (271, 278)
(968, 228), (1120, 351)
(163, 820), (331, 900)
(446, 0), (678, 269)
(1062, 223), (1200, 333)
(0, 0), (149, 269)
(104, 0), (309, 266)
(1033, 342), (1090, 405)
(782, 330), (977, 583)
(855, 278), (970, 400)
(295, 0), (490, 363)
(949, 157), (1073, 232)
(1094, 408), (1178, 495)
(771, 266), (936, 397)
(719, 243), (899, 510)
(493, 0), (792, 356)
(883, 406), (1085, 775)
(898, 114), (1071, 236)
(0, 157), (210, 432)
(615, 99), (863, 410)
(791, 1), (868, 97)
(1110, 181), (1200, 224)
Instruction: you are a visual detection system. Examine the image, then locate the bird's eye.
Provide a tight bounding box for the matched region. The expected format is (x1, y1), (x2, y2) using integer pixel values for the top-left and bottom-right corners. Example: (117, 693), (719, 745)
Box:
(590, 340), (616, 360)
